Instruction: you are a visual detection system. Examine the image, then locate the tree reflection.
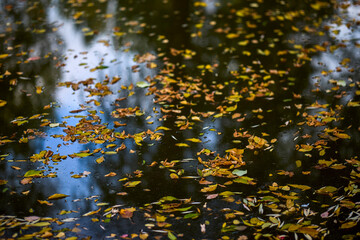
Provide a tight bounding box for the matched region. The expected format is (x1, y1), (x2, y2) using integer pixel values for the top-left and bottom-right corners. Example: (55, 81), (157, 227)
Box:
(1, 0), (360, 238)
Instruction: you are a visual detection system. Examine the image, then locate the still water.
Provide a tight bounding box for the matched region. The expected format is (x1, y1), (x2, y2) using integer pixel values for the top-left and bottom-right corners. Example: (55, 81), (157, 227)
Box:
(1, 0), (360, 239)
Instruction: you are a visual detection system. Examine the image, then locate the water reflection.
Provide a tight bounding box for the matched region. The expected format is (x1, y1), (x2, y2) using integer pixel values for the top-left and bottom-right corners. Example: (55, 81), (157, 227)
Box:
(0, 0), (359, 238)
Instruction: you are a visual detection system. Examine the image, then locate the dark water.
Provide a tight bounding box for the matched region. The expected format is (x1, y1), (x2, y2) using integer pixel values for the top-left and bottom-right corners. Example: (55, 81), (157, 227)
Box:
(1, 0), (360, 239)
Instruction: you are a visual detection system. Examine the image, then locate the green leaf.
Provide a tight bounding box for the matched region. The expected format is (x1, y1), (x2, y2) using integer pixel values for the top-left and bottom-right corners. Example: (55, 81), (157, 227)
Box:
(232, 169), (247, 176)
(168, 231), (177, 240)
(136, 81), (150, 88)
(24, 170), (44, 177)
(74, 152), (92, 158)
(96, 65), (109, 69)
(160, 196), (178, 202)
(30, 222), (51, 227)
(183, 212), (200, 219)
(288, 184), (311, 191)
(197, 168), (203, 177)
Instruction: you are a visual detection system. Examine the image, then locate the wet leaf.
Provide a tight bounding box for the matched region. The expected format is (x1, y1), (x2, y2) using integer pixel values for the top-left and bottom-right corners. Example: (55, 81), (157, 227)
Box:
(48, 193), (69, 200)
(168, 231), (177, 240)
(0, 100), (7, 107)
(183, 212), (200, 219)
(83, 208), (101, 216)
(316, 186), (338, 195)
(340, 221), (357, 229)
(120, 207), (136, 218)
(124, 181), (141, 188)
(73, 152), (92, 158)
(200, 184), (217, 192)
(136, 81), (151, 88)
(232, 169), (247, 177)
(175, 143), (190, 147)
(24, 170), (44, 177)
(0, 179), (8, 185)
(96, 156), (105, 164)
(288, 184), (311, 191)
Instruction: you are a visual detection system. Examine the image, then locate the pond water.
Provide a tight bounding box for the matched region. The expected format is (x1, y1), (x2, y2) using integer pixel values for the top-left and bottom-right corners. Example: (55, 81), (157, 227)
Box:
(1, 0), (360, 239)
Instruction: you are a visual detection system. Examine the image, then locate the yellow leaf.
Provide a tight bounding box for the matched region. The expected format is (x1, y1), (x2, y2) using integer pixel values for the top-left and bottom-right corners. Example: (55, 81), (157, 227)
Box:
(226, 33), (239, 39)
(225, 105), (237, 112)
(347, 101), (360, 107)
(170, 173), (179, 179)
(316, 186), (338, 194)
(124, 181), (141, 188)
(96, 156), (105, 164)
(37, 200), (53, 206)
(200, 184), (217, 192)
(175, 143), (190, 147)
(298, 144), (313, 152)
(155, 126), (171, 131)
(0, 100), (7, 107)
(340, 221), (357, 229)
(0, 54), (9, 59)
(83, 208), (101, 217)
(186, 138), (202, 143)
(333, 133), (350, 139)
(48, 193), (69, 200)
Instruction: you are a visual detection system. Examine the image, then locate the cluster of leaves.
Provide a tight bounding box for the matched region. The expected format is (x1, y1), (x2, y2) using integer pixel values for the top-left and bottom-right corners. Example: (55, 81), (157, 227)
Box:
(1, 0), (360, 239)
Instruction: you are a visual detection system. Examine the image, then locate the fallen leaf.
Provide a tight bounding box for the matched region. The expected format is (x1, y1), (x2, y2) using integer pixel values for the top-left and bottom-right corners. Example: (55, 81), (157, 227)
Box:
(48, 193), (69, 200)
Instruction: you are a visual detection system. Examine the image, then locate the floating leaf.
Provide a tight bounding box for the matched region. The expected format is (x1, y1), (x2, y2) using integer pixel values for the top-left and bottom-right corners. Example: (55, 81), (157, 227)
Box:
(124, 181), (141, 188)
(24, 170), (44, 177)
(316, 186), (338, 195)
(340, 221), (357, 229)
(225, 105), (237, 112)
(0, 54), (9, 59)
(200, 184), (217, 192)
(232, 169), (247, 177)
(30, 222), (51, 227)
(175, 143), (190, 147)
(288, 184), (311, 191)
(96, 156), (105, 164)
(48, 193), (69, 200)
(186, 138), (202, 143)
(120, 207), (136, 218)
(0, 100), (7, 107)
(83, 208), (101, 216)
(73, 152), (92, 158)
(0, 179), (8, 185)
(136, 81), (150, 88)
(38, 200), (53, 206)
(155, 126), (171, 131)
(168, 231), (177, 240)
(170, 173), (179, 179)
(49, 123), (60, 128)
(183, 212), (200, 219)
(347, 101), (360, 107)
